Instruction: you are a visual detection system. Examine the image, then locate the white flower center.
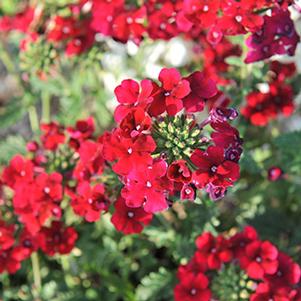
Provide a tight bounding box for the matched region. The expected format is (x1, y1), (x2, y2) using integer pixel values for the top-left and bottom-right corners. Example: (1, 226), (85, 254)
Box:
(203, 5), (209, 12)
(127, 211), (134, 218)
(235, 15), (242, 22)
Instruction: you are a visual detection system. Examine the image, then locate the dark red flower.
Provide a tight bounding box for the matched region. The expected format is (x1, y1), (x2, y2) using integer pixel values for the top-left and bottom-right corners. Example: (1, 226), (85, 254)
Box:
(230, 226), (258, 259)
(265, 252), (301, 287)
(240, 240), (279, 279)
(39, 221), (78, 256)
(18, 229), (39, 259)
(111, 196), (153, 234)
(119, 107), (152, 138)
(270, 61), (296, 82)
(0, 246), (27, 274)
(182, 71), (218, 113)
(195, 232), (233, 270)
(250, 282), (292, 301)
(174, 272), (211, 301)
(148, 68), (191, 116)
(68, 117), (95, 142)
(167, 160), (192, 184)
(191, 146), (240, 189)
(41, 122), (66, 150)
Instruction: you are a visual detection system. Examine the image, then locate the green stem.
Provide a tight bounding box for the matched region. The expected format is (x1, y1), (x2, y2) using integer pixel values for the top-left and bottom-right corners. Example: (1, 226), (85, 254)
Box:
(31, 252), (42, 296)
(28, 106), (40, 135)
(0, 43), (15, 74)
(41, 91), (51, 123)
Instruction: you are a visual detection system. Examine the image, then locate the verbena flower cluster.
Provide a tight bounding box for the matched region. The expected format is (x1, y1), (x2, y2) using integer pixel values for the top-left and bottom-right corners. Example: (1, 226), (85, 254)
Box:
(0, 0), (299, 62)
(0, 67), (242, 274)
(174, 227), (301, 301)
(241, 61), (297, 126)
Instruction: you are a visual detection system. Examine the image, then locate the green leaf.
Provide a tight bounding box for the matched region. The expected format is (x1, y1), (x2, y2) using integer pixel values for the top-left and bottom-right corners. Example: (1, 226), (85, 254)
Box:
(0, 135), (26, 164)
(136, 267), (174, 301)
(0, 98), (26, 129)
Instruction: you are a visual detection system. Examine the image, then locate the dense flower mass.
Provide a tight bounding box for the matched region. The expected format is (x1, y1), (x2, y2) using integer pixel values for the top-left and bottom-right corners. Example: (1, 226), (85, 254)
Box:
(0, 67), (243, 274)
(0, 0), (299, 67)
(241, 61), (296, 126)
(174, 227), (301, 301)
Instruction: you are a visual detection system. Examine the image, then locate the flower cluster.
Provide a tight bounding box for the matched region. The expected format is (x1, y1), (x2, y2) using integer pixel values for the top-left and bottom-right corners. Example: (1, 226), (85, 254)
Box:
(0, 219), (77, 274)
(0, 68), (243, 274)
(105, 67), (243, 213)
(0, 0), (299, 62)
(174, 227), (301, 301)
(241, 61), (296, 126)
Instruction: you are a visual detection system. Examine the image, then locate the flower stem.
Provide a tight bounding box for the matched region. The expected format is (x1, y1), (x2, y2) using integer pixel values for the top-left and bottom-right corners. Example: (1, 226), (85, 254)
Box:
(41, 91), (51, 123)
(31, 252), (42, 297)
(28, 106), (40, 135)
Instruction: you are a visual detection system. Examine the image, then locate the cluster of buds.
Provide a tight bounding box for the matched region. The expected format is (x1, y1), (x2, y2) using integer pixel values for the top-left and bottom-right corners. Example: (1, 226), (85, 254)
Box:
(0, 67), (243, 274)
(174, 227), (301, 301)
(0, 0), (299, 64)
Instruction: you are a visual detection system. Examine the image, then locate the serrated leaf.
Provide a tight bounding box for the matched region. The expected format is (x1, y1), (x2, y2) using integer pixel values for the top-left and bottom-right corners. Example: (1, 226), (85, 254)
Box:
(0, 135), (26, 164)
(136, 267), (174, 301)
(0, 98), (26, 129)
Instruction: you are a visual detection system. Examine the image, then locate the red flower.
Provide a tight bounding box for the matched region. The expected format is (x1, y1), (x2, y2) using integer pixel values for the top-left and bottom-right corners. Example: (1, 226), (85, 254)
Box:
(0, 246), (27, 274)
(250, 282), (292, 301)
(182, 0), (220, 29)
(19, 229), (39, 259)
(180, 185), (196, 201)
(195, 232), (233, 270)
(41, 122), (66, 150)
(121, 159), (171, 213)
(119, 107), (152, 138)
(73, 140), (104, 181)
(35, 172), (63, 203)
(265, 252), (301, 287)
(167, 160), (192, 184)
(149, 68), (191, 116)
(114, 79), (154, 123)
(230, 226), (258, 259)
(270, 61), (296, 82)
(0, 222), (15, 251)
(240, 240), (279, 279)
(220, 0), (264, 35)
(111, 6), (146, 45)
(111, 196), (153, 234)
(68, 117), (95, 142)
(191, 146), (240, 189)
(182, 71), (218, 113)
(268, 166), (284, 181)
(2, 155), (34, 188)
(174, 273), (211, 301)
(65, 31), (95, 56)
(177, 252), (207, 281)
(71, 182), (109, 222)
(103, 131), (156, 176)
(39, 221), (78, 256)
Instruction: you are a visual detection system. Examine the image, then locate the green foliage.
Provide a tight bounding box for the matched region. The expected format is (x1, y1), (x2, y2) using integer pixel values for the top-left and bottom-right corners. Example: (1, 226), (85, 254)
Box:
(136, 267), (174, 301)
(0, 135), (26, 164)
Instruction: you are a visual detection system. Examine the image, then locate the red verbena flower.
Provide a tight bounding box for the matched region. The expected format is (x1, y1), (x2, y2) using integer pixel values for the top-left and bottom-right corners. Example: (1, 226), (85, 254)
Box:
(111, 196), (153, 234)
